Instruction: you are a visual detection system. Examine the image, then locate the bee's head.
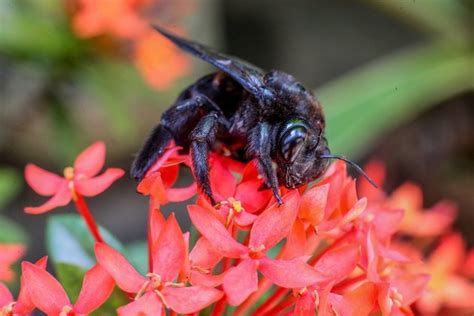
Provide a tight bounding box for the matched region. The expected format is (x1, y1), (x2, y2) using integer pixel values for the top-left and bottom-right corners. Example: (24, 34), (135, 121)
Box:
(275, 118), (330, 188)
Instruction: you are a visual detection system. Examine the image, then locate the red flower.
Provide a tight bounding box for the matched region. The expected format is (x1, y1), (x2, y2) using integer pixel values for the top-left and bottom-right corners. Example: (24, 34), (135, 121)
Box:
(22, 262), (114, 315)
(95, 213), (222, 315)
(137, 145), (196, 206)
(188, 191), (325, 305)
(24, 141), (124, 214)
(293, 244), (361, 315)
(0, 244), (25, 282)
(196, 157), (272, 228)
(387, 182), (457, 237)
(417, 233), (474, 315)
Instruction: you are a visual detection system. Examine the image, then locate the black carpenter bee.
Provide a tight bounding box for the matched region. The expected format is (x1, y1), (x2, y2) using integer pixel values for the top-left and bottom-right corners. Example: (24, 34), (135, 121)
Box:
(132, 26), (376, 205)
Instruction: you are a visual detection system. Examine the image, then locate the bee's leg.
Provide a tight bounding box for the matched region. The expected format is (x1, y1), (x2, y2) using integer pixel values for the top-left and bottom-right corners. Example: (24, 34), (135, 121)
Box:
(131, 124), (174, 182)
(249, 122), (283, 205)
(190, 112), (220, 205)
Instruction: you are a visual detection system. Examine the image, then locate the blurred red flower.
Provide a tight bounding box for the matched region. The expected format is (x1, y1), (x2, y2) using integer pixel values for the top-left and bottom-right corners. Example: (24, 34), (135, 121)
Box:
(24, 141), (124, 214)
(417, 233), (474, 315)
(73, 0), (148, 39)
(0, 244), (25, 282)
(134, 29), (190, 90)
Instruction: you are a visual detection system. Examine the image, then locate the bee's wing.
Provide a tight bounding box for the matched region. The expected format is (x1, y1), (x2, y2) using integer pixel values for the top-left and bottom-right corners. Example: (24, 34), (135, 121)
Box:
(152, 25), (274, 101)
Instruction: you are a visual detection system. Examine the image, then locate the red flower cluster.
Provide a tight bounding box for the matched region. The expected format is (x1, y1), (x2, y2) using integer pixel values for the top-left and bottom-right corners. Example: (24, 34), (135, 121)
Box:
(1, 142), (472, 315)
(71, 0), (190, 89)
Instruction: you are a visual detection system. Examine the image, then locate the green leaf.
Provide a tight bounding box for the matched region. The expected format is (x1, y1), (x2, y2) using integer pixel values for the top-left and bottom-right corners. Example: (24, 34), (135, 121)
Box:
(90, 287), (129, 316)
(54, 262), (128, 314)
(125, 240), (148, 275)
(0, 168), (22, 211)
(0, 215), (28, 244)
(46, 214), (129, 312)
(0, 2), (82, 58)
(365, 0), (469, 40)
(318, 42), (473, 158)
(55, 262), (85, 302)
(46, 214), (125, 269)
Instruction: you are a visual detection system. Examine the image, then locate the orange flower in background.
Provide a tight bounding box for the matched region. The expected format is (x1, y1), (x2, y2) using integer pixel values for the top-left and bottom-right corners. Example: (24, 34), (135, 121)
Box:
(73, 0), (148, 39)
(0, 244), (25, 282)
(134, 29), (190, 89)
(387, 182), (457, 238)
(70, 0), (192, 90)
(417, 233), (474, 315)
(359, 161), (457, 238)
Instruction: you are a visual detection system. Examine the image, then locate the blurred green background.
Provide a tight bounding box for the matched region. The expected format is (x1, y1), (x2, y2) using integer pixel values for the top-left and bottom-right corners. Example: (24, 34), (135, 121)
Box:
(0, 0), (472, 265)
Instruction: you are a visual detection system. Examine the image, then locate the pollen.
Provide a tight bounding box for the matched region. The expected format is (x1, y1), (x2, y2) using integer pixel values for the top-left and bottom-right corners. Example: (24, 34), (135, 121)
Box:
(228, 197), (242, 213)
(0, 302), (15, 316)
(63, 167), (74, 180)
(59, 305), (73, 316)
(249, 245), (266, 259)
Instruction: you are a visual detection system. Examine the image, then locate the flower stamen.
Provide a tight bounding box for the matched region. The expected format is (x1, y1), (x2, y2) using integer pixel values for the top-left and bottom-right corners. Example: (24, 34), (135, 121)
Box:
(0, 302), (15, 316)
(59, 305), (73, 316)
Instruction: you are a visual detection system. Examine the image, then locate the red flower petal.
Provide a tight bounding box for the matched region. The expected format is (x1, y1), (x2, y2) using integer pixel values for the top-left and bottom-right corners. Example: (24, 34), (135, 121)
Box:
(21, 262), (70, 315)
(24, 164), (64, 196)
(209, 157), (237, 200)
(166, 183), (197, 202)
(162, 286), (223, 314)
(74, 141), (106, 177)
(241, 160), (260, 182)
(259, 257), (326, 288)
(149, 207), (166, 246)
(223, 259), (258, 306)
(429, 233), (465, 273)
(189, 271), (225, 288)
(249, 190), (299, 250)
(401, 200), (457, 237)
(235, 180), (272, 213)
(389, 182), (423, 210)
(189, 237), (222, 270)
(280, 218), (306, 260)
(0, 282), (13, 307)
(146, 145), (182, 175)
(94, 243), (146, 293)
(442, 275), (474, 308)
(392, 273), (430, 305)
(372, 208), (404, 242)
(138, 172), (168, 203)
(234, 209), (258, 227)
(295, 290), (316, 316)
(13, 257), (48, 314)
(358, 160), (386, 202)
(160, 165), (179, 187)
(75, 168), (124, 197)
(314, 244), (360, 283)
(24, 182), (71, 214)
(152, 213), (185, 282)
(117, 292), (163, 316)
(188, 205), (248, 258)
(299, 184), (329, 226)
(340, 282), (377, 316)
(74, 264), (115, 314)
(0, 244), (25, 281)
(318, 161), (346, 217)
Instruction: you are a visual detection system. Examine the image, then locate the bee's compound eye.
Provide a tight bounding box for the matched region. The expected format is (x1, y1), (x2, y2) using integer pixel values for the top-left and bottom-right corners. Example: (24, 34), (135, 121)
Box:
(280, 126), (307, 162)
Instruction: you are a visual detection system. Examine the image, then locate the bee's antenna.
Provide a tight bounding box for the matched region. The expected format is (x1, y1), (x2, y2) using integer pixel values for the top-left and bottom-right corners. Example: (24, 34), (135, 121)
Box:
(320, 154), (378, 188)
